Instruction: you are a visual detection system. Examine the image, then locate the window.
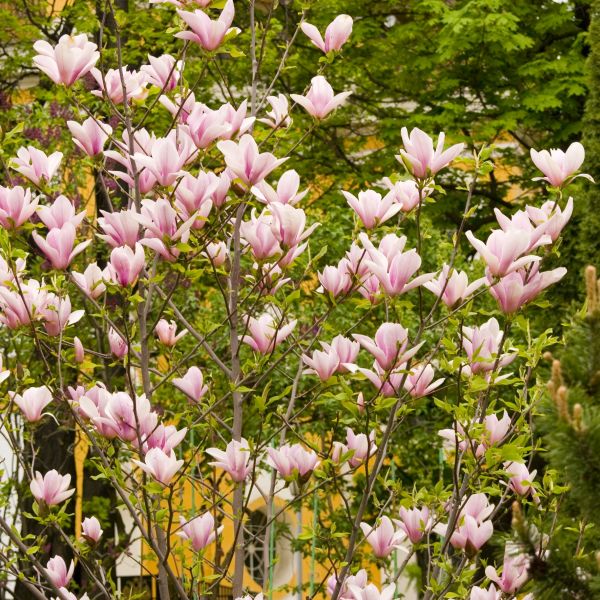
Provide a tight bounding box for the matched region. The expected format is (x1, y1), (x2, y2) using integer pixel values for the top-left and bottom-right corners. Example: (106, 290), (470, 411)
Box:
(244, 508), (268, 586)
(243, 506), (295, 589)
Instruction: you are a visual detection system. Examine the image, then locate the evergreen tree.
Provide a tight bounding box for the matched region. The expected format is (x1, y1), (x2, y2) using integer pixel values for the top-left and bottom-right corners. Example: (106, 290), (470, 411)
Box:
(529, 265), (600, 599)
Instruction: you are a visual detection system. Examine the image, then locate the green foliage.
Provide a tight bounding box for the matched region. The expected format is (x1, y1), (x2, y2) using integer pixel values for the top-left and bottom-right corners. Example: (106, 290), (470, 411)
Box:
(533, 289), (600, 596)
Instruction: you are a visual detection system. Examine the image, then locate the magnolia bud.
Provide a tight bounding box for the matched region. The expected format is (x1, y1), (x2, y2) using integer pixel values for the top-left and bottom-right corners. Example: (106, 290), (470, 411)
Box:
(74, 337), (84, 364)
(357, 391), (365, 414)
(542, 351), (553, 362)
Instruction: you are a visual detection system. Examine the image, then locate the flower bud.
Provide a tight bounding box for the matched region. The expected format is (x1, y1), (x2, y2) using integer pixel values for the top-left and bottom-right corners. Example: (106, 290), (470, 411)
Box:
(74, 337), (84, 364)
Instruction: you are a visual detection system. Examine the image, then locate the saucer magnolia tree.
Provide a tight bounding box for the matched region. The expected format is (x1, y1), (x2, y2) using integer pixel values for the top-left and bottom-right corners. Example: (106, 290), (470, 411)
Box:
(0, 2), (586, 600)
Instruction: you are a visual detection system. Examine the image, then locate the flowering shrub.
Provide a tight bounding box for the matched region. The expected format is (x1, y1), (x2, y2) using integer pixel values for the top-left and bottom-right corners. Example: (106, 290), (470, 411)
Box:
(0, 2), (589, 600)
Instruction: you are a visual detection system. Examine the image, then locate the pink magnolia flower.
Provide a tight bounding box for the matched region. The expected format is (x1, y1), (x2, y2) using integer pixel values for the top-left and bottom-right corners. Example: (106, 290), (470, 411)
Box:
(108, 327), (128, 358)
(30, 470), (75, 506)
(526, 197), (574, 242)
(151, 0), (211, 7)
(240, 309), (296, 354)
(33, 223), (91, 270)
(11, 385), (53, 422)
(72, 263), (107, 299)
(90, 67), (147, 104)
(141, 54), (181, 91)
(0, 279), (48, 329)
(74, 337), (85, 363)
(97, 209), (140, 248)
(343, 243), (371, 280)
(381, 178), (427, 212)
(251, 261), (290, 296)
(321, 334), (360, 371)
(488, 265), (567, 313)
(465, 229), (541, 277)
(424, 265), (487, 308)
(218, 134), (288, 186)
(505, 461), (539, 502)
(105, 130), (158, 193)
(483, 411), (511, 446)
(0, 255), (24, 286)
(396, 127), (464, 179)
(40, 295), (84, 336)
(462, 317), (516, 377)
(397, 506), (431, 544)
(85, 391), (157, 442)
(67, 117), (112, 157)
(436, 494), (495, 554)
(145, 424), (187, 454)
(291, 75), (351, 120)
(327, 569), (368, 600)
(206, 438), (251, 482)
(530, 141), (590, 187)
(252, 170), (307, 206)
(12, 146), (62, 185)
(301, 14), (353, 53)
(318, 264), (353, 297)
(210, 170), (232, 208)
(213, 99), (255, 140)
(493, 207), (550, 251)
(359, 232), (433, 297)
(176, 0), (237, 51)
(470, 585), (500, 600)
(155, 319), (187, 346)
(46, 556), (74, 588)
(50, 588), (82, 600)
(33, 34), (99, 86)
(270, 203), (318, 248)
(258, 94), (291, 129)
(185, 104), (231, 149)
(439, 413), (510, 460)
(485, 550), (529, 594)
(302, 347), (340, 380)
(360, 516), (405, 558)
(0, 358), (9, 386)
(174, 171), (218, 227)
(403, 364), (444, 398)
(450, 514), (494, 554)
(136, 198), (194, 261)
(37, 195), (86, 230)
(160, 90), (197, 124)
(343, 189), (401, 229)
(82, 516), (103, 543)
(345, 428), (377, 468)
(133, 136), (193, 188)
(267, 443), (320, 481)
(349, 583), (396, 600)
(173, 366), (209, 402)
(106, 243), (146, 286)
(353, 322), (423, 371)
(132, 447), (184, 486)
(353, 361), (408, 397)
(179, 512), (222, 551)
(240, 210), (281, 260)
(0, 185), (38, 229)
(204, 241), (229, 266)
(461, 493), (495, 522)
